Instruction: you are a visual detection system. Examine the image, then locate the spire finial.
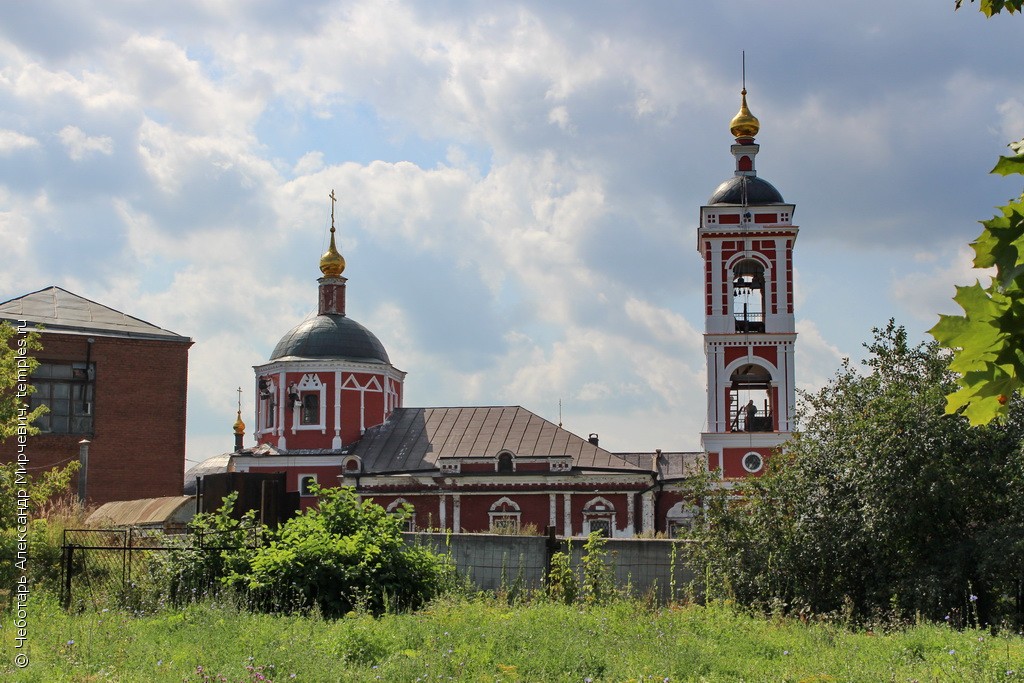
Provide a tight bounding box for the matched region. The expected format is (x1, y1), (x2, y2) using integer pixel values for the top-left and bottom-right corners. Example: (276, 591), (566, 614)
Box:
(233, 386), (246, 435)
(319, 189), (346, 277)
(729, 53), (760, 142)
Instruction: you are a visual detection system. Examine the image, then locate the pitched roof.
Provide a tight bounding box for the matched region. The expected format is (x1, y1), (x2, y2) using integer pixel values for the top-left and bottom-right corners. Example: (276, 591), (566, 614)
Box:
(353, 406), (649, 473)
(0, 286), (189, 340)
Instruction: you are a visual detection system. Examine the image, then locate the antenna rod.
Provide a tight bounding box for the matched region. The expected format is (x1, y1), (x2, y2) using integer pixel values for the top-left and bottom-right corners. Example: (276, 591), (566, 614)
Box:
(741, 50), (746, 90)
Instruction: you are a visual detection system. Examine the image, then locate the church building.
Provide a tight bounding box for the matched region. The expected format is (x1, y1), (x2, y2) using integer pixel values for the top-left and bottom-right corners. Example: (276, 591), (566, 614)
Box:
(192, 87), (799, 535)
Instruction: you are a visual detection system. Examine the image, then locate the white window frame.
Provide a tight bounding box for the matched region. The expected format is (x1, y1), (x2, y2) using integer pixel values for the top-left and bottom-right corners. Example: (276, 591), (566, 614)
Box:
(582, 496), (616, 537)
(293, 373), (327, 432)
(488, 496), (521, 531)
(741, 451), (764, 474)
(387, 498), (416, 531)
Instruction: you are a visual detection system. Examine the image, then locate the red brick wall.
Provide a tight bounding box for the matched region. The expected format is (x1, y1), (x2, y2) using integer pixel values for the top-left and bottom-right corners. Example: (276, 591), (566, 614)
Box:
(0, 331), (191, 505)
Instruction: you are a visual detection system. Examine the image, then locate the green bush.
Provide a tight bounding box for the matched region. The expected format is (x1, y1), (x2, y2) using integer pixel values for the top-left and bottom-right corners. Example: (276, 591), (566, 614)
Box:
(691, 322), (1024, 626)
(149, 488), (449, 617)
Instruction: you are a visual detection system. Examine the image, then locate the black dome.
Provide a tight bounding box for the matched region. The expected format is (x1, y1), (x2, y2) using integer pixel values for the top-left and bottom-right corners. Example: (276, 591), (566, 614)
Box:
(271, 313), (390, 364)
(708, 175), (785, 205)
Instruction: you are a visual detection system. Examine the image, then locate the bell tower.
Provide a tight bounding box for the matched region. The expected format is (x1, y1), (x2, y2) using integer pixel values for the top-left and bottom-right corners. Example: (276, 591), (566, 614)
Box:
(698, 87), (798, 478)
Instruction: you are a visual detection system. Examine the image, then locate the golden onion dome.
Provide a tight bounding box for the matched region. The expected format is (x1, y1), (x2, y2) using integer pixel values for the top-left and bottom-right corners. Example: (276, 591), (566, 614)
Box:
(232, 409), (245, 435)
(319, 227), (346, 278)
(729, 88), (760, 140)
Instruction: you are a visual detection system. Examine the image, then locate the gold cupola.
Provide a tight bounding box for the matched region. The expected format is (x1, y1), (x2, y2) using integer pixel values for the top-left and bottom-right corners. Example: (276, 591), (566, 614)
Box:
(319, 189), (346, 278)
(319, 227), (346, 278)
(729, 88), (760, 141)
(233, 409), (245, 435)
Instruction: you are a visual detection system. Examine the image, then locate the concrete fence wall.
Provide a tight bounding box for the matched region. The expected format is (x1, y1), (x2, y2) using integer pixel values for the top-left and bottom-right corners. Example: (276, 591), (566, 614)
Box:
(404, 532), (696, 601)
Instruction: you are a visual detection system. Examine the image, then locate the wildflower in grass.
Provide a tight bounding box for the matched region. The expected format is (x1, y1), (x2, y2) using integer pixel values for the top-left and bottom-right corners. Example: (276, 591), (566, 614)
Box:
(67, 640), (74, 646)
(970, 594), (978, 602)
(949, 649), (956, 655)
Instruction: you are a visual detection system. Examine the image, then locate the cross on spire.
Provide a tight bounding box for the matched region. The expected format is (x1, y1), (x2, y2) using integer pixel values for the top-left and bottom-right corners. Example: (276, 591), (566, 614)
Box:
(329, 189), (337, 234)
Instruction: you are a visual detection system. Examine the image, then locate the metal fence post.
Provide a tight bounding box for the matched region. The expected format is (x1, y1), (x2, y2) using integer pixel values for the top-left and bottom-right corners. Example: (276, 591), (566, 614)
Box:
(61, 543), (74, 610)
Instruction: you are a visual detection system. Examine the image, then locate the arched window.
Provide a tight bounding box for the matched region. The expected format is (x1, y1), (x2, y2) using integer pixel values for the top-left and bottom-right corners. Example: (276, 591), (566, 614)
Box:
(301, 393), (319, 425)
(666, 502), (700, 538)
(582, 497), (616, 537)
(497, 451), (515, 473)
(728, 363), (773, 433)
(387, 498), (416, 532)
(732, 258), (766, 333)
(488, 497), (521, 531)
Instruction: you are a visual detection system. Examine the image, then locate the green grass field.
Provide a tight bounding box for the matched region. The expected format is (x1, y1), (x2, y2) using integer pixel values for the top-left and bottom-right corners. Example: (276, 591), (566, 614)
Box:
(4, 592), (1024, 682)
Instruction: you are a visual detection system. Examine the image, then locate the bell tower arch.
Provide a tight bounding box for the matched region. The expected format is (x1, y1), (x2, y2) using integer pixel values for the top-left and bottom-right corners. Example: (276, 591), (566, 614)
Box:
(698, 87), (798, 478)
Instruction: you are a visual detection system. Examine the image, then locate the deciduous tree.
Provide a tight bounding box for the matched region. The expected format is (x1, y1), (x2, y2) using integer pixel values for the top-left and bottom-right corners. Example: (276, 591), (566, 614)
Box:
(692, 322), (1024, 625)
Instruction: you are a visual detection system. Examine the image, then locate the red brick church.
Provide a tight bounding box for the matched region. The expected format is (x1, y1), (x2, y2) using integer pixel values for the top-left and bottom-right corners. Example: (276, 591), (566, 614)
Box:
(193, 88), (799, 536)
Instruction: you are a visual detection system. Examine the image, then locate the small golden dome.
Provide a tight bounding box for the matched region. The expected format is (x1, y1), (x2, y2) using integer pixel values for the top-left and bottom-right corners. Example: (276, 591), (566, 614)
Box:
(729, 88), (760, 141)
(319, 227), (346, 278)
(233, 410), (245, 435)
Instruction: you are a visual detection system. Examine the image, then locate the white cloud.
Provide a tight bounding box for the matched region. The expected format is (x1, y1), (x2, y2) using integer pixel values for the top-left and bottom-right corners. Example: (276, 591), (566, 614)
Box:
(0, 129), (39, 153)
(891, 244), (991, 323)
(58, 125), (113, 160)
(1, 0), (1021, 463)
(996, 97), (1024, 143)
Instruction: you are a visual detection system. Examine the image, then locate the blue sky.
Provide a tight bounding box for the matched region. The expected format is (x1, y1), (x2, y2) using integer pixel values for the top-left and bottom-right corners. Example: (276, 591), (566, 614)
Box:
(1, 1), (1021, 468)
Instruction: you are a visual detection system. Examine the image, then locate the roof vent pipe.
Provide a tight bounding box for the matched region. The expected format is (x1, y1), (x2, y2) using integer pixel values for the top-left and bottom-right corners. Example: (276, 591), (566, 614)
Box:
(588, 433), (599, 446)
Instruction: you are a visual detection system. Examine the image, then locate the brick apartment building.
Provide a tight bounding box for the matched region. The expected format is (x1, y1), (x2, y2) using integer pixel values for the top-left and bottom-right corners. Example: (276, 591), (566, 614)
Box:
(0, 286), (192, 505)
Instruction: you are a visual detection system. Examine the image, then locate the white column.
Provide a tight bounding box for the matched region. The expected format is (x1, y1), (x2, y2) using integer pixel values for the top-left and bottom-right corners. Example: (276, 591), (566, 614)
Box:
(277, 371), (287, 449)
(359, 386), (366, 434)
(333, 371), (342, 448)
(453, 494), (461, 533)
(709, 241), (724, 328)
(549, 493), (556, 529)
(641, 491), (655, 533)
(626, 492), (635, 536)
(562, 493), (572, 536)
(439, 494), (447, 530)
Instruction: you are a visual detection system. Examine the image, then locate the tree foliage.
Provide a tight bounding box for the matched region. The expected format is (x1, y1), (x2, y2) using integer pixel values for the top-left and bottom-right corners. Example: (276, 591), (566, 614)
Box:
(955, 0), (1022, 15)
(692, 322), (1024, 625)
(164, 487), (449, 617)
(931, 140), (1024, 425)
(0, 321), (47, 442)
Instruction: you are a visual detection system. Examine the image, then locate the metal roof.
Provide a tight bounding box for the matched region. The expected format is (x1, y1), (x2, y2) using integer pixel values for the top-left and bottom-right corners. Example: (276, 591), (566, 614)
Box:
(353, 406), (648, 473)
(707, 175), (785, 205)
(615, 451), (704, 478)
(0, 286), (189, 340)
(270, 313), (390, 363)
(183, 453), (234, 495)
(86, 496), (195, 527)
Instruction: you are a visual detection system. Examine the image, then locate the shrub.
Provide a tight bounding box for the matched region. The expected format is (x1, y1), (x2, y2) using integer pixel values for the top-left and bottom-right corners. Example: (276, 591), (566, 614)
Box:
(223, 486), (448, 617)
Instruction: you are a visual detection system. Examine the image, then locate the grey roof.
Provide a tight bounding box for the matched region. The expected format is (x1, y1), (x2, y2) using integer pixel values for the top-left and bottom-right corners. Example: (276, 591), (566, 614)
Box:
(183, 453), (233, 495)
(86, 496), (195, 527)
(0, 286), (189, 340)
(353, 406), (648, 473)
(271, 313), (390, 364)
(615, 451), (704, 478)
(708, 175), (785, 205)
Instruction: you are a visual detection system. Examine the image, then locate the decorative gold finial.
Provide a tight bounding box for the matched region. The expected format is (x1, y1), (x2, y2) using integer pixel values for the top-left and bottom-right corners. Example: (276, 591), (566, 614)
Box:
(730, 88), (760, 141)
(319, 189), (346, 278)
(233, 386), (245, 435)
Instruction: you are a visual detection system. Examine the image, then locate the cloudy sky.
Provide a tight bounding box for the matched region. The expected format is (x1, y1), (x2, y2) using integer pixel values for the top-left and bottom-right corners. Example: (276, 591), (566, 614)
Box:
(1, 1), (1021, 467)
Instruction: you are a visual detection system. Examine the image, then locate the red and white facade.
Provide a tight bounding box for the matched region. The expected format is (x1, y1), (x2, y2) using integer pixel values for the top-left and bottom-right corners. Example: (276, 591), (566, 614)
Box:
(699, 92), (798, 478)
(199, 92), (798, 532)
